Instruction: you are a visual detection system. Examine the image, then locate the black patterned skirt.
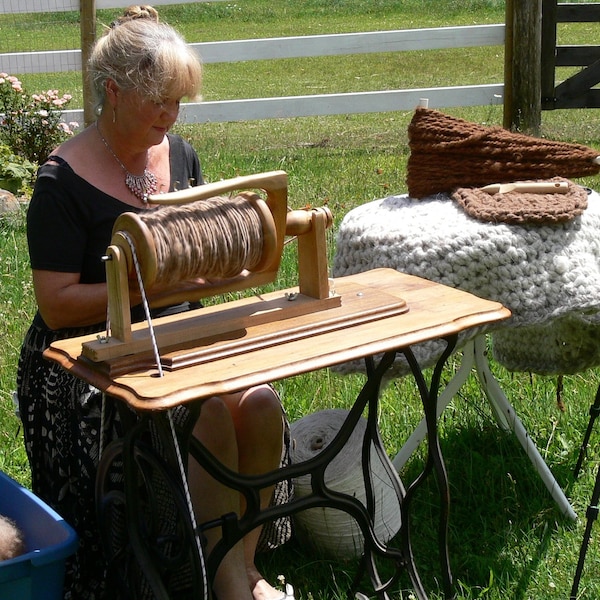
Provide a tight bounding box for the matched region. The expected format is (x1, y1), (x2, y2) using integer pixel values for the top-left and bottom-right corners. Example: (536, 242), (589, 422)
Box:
(17, 319), (292, 600)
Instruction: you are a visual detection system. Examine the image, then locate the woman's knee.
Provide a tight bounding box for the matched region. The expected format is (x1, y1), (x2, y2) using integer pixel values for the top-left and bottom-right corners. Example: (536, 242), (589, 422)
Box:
(237, 386), (283, 431)
(199, 395), (231, 421)
(193, 396), (236, 449)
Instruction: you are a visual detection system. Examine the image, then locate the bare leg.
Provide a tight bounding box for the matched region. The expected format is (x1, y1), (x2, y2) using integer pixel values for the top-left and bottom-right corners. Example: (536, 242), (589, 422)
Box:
(189, 387), (289, 600)
(188, 396), (253, 600)
(221, 385), (286, 600)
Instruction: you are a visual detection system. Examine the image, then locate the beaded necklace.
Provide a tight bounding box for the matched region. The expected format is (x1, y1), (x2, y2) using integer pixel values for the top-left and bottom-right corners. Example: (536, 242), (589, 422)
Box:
(96, 122), (158, 203)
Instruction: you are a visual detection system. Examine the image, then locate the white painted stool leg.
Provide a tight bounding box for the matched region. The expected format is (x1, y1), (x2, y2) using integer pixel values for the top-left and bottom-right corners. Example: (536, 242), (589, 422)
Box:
(391, 335), (577, 520)
(473, 336), (577, 520)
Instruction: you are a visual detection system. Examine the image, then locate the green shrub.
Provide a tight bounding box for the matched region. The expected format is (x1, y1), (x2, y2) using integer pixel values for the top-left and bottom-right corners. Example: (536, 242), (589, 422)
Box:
(0, 72), (78, 164)
(0, 144), (36, 195)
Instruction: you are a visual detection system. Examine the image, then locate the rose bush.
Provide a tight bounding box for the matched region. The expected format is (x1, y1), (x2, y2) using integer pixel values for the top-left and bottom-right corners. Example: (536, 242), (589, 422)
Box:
(0, 73), (78, 165)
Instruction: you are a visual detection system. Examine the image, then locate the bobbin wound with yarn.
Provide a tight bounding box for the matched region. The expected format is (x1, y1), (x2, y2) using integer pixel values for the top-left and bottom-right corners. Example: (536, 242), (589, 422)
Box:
(123, 193), (267, 286)
(290, 409), (402, 559)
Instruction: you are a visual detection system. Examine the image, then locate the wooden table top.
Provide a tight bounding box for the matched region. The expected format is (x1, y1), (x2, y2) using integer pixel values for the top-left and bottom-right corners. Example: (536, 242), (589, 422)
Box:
(45, 268), (510, 411)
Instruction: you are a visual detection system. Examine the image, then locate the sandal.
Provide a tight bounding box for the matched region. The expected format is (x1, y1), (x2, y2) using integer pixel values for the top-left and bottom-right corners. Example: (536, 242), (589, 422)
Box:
(274, 575), (295, 600)
(278, 582), (295, 599)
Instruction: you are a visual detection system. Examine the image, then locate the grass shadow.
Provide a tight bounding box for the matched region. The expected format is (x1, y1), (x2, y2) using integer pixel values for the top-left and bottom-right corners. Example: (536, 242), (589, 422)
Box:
(256, 417), (583, 600)
(400, 421), (577, 599)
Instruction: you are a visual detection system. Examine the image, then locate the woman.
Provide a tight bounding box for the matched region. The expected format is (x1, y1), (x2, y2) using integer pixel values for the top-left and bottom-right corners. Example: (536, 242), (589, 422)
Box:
(17, 7), (292, 600)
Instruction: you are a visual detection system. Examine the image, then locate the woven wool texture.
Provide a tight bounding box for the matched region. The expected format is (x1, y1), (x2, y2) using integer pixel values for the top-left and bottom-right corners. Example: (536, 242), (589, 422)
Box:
(406, 108), (600, 199)
(332, 190), (600, 376)
(290, 409), (402, 558)
(451, 177), (588, 225)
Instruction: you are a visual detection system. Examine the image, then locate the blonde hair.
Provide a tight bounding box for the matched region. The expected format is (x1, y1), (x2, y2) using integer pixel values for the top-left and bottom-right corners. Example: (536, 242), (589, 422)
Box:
(90, 7), (202, 113)
(116, 5), (159, 24)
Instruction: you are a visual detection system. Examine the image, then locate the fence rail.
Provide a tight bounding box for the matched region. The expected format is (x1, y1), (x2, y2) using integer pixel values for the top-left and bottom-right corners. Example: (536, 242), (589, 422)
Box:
(0, 7), (505, 125)
(0, 0), (222, 14)
(169, 84), (505, 125)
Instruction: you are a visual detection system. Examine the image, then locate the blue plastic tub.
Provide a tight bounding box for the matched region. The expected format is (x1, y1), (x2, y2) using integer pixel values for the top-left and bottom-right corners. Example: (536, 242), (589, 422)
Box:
(0, 470), (78, 600)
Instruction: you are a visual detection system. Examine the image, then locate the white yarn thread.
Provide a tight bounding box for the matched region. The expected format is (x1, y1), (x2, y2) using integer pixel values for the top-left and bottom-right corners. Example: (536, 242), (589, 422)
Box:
(167, 409), (209, 599)
(290, 409), (402, 559)
(121, 230), (164, 377)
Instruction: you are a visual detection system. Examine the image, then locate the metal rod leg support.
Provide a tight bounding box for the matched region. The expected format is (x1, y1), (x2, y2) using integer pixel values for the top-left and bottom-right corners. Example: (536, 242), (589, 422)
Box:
(392, 336), (577, 521)
(472, 336), (576, 521)
(392, 343), (476, 471)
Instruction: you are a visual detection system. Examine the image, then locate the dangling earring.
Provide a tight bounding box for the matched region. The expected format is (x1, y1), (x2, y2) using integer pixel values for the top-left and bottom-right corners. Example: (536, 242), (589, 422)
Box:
(112, 107), (116, 124)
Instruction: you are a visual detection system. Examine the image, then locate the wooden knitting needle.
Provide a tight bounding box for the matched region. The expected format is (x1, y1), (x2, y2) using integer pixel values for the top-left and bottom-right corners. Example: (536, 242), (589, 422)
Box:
(481, 181), (569, 194)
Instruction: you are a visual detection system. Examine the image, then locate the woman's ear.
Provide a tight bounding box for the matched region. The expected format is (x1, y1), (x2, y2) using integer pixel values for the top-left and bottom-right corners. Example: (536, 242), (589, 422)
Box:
(105, 78), (119, 106)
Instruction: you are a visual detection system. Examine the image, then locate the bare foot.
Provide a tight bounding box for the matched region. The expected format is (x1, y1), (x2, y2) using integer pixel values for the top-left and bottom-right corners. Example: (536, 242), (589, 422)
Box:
(251, 577), (293, 600)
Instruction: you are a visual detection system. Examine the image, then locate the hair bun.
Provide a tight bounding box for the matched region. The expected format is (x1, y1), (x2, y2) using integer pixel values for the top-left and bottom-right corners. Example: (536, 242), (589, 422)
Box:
(112, 4), (159, 28)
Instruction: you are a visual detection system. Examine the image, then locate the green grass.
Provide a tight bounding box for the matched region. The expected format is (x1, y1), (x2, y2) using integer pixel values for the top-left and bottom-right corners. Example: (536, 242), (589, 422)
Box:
(3, 1), (600, 599)
(0, 209), (32, 484)
(0, 0), (507, 53)
(5, 0), (506, 107)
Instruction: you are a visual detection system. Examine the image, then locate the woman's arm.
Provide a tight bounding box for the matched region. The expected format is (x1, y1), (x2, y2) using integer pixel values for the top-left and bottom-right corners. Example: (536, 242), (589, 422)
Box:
(32, 270), (109, 330)
(33, 268), (219, 331)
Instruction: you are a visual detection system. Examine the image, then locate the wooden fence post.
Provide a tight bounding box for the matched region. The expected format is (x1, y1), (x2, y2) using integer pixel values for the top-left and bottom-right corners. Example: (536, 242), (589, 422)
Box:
(504, 0), (542, 134)
(503, 0), (514, 130)
(80, 0), (96, 127)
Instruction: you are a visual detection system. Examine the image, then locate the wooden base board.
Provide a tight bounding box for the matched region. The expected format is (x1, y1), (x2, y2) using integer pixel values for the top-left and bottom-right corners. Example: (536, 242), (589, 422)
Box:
(81, 282), (408, 375)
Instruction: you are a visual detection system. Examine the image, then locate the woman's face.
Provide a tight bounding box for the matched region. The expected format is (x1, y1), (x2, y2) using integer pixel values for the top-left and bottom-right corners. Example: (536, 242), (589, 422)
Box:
(115, 86), (181, 149)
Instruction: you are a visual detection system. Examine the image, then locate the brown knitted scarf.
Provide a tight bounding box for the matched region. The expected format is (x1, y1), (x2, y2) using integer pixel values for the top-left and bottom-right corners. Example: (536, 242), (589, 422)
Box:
(407, 108), (600, 199)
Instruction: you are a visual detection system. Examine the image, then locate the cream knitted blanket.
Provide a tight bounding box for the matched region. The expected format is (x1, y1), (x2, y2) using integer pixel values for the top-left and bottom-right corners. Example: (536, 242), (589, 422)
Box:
(333, 189), (600, 375)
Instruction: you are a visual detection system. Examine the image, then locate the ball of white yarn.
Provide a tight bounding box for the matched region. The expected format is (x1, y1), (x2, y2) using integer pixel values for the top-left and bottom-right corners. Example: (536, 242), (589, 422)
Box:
(290, 409), (402, 559)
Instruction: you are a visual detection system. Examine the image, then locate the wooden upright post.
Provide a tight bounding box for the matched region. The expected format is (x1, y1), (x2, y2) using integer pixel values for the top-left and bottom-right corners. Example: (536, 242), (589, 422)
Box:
(504, 0), (542, 134)
(503, 0), (514, 130)
(80, 0), (96, 127)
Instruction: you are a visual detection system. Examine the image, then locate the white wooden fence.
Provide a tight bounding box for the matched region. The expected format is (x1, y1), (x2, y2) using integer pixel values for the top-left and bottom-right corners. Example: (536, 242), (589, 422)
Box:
(0, 0), (224, 14)
(0, 2), (505, 125)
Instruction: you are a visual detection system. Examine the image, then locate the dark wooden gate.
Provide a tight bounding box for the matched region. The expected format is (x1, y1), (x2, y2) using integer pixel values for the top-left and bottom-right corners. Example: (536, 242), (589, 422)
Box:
(541, 0), (600, 110)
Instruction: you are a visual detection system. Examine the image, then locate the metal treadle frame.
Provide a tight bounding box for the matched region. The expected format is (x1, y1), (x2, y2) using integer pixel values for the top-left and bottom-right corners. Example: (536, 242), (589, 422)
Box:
(94, 335), (459, 600)
(96, 402), (207, 600)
